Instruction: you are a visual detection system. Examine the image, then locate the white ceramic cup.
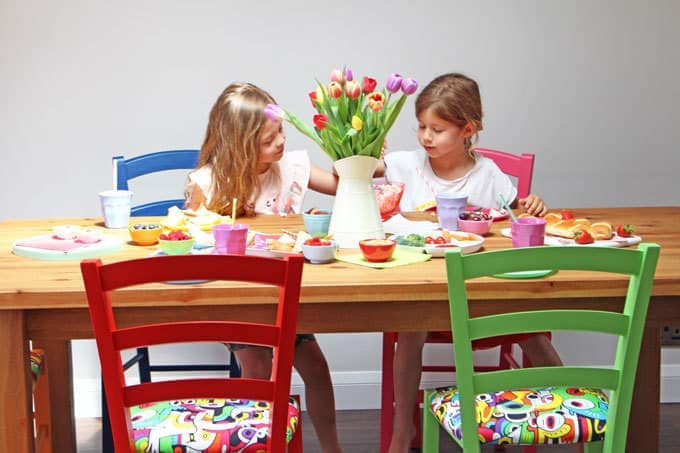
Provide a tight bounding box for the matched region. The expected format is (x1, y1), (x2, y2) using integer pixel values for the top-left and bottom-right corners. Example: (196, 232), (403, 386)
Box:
(98, 190), (133, 229)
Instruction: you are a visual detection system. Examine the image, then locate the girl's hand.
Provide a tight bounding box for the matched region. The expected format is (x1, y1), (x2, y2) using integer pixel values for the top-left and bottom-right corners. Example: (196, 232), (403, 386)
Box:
(517, 194), (548, 217)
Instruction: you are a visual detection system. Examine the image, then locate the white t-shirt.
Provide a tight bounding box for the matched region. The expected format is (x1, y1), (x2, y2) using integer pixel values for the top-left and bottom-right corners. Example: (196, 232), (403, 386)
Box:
(384, 149), (517, 211)
(187, 150), (311, 215)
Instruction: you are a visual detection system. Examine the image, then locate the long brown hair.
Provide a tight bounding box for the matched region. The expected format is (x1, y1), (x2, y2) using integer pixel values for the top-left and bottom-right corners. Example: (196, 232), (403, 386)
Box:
(197, 82), (277, 216)
(415, 73), (484, 156)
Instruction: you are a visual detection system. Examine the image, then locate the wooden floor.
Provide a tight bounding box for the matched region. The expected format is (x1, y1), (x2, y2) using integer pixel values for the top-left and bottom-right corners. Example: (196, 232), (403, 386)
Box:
(77, 404), (680, 452)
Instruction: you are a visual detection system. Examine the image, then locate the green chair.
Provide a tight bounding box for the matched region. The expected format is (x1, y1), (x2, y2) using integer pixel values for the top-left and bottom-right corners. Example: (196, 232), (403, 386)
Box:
(422, 244), (660, 453)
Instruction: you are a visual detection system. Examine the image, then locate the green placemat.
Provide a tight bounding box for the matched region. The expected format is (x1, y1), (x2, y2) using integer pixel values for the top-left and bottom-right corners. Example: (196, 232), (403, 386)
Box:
(492, 269), (557, 279)
(336, 248), (431, 268)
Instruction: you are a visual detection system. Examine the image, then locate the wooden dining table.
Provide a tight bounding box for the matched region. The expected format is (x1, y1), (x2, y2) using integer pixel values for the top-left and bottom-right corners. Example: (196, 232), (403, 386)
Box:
(1, 207), (679, 452)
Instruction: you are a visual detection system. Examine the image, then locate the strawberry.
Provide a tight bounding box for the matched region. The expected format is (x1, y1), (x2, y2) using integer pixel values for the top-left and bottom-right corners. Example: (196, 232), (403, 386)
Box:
(616, 224), (634, 238)
(574, 229), (594, 244)
(561, 209), (574, 220)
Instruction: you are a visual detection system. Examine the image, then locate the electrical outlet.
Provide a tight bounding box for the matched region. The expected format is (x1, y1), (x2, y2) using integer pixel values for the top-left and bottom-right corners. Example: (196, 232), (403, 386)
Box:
(661, 325), (680, 346)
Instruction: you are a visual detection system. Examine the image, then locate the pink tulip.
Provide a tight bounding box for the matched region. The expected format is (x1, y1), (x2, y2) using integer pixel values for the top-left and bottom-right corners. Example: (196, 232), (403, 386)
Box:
(330, 69), (344, 84)
(344, 80), (361, 99)
(264, 104), (284, 122)
(401, 78), (418, 95)
(386, 73), (403, 93)
(344, 67), (354, 82)
(328, 81), (343, 98)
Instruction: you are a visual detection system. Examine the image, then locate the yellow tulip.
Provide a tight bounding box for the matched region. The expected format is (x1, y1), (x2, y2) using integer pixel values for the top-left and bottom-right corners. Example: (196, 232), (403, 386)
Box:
(352, 115), (363, 131)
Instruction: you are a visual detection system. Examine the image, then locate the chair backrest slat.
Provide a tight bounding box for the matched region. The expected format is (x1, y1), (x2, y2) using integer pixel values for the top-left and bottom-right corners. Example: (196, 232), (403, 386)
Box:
(475, 147), (534, 198)
(474, 367), (620, 396)
(113, 322), (280, 351)
(469, 310), (630, 340)
(444, 243), (660, 452)
(81, 253), (304, 453)
(113, 149), (200, 216)
(123, 378), (276, 409)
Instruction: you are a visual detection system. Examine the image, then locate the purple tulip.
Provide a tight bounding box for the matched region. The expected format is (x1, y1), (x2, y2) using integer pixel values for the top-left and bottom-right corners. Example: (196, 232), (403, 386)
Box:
(386, 73), (403, 93)
(264, 103), (284, 122)
(401, 78), (418, 95)
(344, 67), (354, 82)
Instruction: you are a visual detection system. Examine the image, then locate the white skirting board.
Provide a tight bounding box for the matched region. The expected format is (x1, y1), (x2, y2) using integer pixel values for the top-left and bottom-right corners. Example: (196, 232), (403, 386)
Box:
(74, 366), (680, 418)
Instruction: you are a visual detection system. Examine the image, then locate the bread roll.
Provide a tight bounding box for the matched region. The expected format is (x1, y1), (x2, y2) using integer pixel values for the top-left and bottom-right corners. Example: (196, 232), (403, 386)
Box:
(590, 222), (613, 240)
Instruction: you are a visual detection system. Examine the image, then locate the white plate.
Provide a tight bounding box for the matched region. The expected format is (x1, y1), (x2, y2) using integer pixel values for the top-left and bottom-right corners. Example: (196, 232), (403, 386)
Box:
(393, 231), (484, 257)
(500, 228), (642, 247)
(245, 232), (302, 258)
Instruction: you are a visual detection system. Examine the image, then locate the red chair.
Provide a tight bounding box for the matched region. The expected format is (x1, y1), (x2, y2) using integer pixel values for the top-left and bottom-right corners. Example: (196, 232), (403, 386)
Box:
(379, 148), (539, 452)
(81, 254), (305, 453)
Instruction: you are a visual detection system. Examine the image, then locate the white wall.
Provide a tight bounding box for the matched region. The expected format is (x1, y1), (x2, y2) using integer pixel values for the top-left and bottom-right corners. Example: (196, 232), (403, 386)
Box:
(3, 0), (680, 416)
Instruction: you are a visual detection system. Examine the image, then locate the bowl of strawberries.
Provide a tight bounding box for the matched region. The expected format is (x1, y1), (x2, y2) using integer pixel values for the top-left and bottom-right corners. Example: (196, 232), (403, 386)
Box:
(301, 236), (336, 264)
(158, 230), (195, 255)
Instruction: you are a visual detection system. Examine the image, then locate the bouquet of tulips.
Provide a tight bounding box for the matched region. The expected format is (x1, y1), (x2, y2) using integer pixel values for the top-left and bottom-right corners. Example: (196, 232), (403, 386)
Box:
(265, 67), (417, 161)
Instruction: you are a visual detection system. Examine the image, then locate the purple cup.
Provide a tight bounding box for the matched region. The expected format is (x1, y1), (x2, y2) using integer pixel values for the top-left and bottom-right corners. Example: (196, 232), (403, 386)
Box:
(510, 217), (547, 247)
(435, 192), (468, 231)
(212, 223), (249, 255)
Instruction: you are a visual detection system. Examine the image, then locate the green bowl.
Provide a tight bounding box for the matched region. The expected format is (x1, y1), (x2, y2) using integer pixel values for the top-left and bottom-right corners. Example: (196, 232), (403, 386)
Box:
(158, 237), (195, 255)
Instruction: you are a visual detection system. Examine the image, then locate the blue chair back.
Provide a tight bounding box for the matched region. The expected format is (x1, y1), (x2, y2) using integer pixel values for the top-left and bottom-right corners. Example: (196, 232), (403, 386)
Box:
(113, 150), (199, 216)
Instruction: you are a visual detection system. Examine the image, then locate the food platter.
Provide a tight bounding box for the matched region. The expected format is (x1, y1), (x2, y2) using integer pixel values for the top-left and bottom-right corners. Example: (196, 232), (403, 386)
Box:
(245, 232), (303, 258)
(392, 231), (484, 257)
(500, 228), (642, 247)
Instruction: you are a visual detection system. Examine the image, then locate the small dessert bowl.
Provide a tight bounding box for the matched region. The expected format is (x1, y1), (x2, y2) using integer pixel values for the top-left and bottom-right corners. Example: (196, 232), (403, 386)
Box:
(301, 240), (337, 264)
(303, 209), (332, 237)
(359, 238), (397, 263)
(158, 235), (195, 255)
(457, 212), (494, 236)
(128, 223), (163, 245)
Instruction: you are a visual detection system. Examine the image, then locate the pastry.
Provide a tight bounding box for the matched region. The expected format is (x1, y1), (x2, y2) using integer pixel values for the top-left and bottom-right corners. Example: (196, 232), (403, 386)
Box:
(546, 219), (591, 239)
(590, 222), (613, 240)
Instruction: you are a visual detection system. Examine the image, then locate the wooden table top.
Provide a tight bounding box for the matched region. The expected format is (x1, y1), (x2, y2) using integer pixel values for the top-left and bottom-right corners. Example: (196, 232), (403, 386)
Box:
(1, 207), (679, 313)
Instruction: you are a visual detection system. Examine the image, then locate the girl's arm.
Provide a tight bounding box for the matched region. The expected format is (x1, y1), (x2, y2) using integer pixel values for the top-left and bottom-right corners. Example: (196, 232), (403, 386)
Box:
(185, 180), (208, 210)
(308, 164), (339, 195)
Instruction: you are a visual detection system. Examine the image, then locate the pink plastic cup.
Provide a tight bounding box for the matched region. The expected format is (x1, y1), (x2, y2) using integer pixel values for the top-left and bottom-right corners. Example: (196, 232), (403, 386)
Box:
(510, 217), (547, 247)
(212, 223), (249, 255)
(435, 191), (468, 231)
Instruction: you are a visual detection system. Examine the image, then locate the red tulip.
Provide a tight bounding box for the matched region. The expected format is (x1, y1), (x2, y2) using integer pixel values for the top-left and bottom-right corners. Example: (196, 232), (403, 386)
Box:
(344, 80), (361, 99)
(328, 81), (343, 98)
(362, 76), (377, 93)
(313, 114), (329, 130)
(309, 91), (318, 107)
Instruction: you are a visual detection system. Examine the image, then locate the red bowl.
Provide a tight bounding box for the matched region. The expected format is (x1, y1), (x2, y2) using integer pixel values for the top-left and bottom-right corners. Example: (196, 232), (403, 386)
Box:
(359, 238), (397, 263)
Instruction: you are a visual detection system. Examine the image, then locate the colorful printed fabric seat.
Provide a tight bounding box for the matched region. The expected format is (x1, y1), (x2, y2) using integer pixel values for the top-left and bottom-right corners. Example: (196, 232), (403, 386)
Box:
(30, 349), (45, 389)
(131, 397), (301, 452)
(429, 386), (608, 446)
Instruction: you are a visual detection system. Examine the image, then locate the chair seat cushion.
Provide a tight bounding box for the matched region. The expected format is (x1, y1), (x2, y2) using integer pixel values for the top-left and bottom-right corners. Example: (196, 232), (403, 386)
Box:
(429, 386), (608, 446)
(130, 397), (300, 452)
(30, 349), (45, 387)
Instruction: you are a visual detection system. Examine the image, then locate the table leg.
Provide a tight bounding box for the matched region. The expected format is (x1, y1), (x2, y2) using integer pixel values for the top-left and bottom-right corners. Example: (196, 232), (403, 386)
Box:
(31, 339), (75, 453)
(627, 322), (660, 452)
(0, 310), (34, 453)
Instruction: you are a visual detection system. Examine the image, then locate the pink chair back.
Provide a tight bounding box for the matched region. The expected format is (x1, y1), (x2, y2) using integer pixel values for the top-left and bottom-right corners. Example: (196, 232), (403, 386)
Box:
(474, 148), (534, 198)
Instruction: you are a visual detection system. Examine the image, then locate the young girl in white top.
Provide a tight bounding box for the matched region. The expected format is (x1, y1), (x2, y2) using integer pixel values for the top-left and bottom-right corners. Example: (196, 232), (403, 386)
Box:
(186, 82), (343, 453)
(381, 73), (562, 453)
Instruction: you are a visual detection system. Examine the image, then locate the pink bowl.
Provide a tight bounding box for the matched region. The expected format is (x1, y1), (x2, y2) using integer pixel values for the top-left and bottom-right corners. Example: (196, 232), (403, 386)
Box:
(457, 218), (493, 236)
